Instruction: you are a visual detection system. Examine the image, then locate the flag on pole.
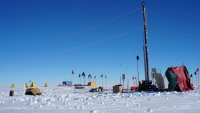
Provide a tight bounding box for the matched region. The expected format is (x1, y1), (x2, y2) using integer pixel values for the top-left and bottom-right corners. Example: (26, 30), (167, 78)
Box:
(29, 80), (31, 83)
(105, 75), (107, 90)
(82, 72), (85, 77)
(71, 70), (74, 93)
(79, 74), (81, 77)
(94, 76), (96, 83)
(132, 77), (134, 80)
(101, 74), (103, 88)
(194, 72), (197, 75)
(88, 74), (91, 78)
(197, 68), (199, 72)
(190, 74), (192, 77)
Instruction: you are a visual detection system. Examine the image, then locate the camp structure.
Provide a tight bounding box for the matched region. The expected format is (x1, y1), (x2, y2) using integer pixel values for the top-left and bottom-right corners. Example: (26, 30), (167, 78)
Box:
(44, 82), (49, 87)
(165, 65), (193, 92)
(62, 81), (72, 86)
(113, 84), (123, 93)
(25, 88), (42, 96)
(29, 82), (36, 87)
(25, 83), (29, 87)
(11, 83), (16, 88)
(151, 68), (165, 90)
(87, 82), (97, 86)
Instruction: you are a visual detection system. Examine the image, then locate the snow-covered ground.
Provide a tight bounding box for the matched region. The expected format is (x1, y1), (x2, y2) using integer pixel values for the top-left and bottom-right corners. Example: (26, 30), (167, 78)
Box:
(0, 85), (200, 113)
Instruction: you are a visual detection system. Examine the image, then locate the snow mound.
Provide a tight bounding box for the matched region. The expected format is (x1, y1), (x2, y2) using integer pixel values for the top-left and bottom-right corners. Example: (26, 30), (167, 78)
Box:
(147, 108), (153, 112)
(90, 110), (99, 113)
(80, 106), (84, 109)
(110, 102), (115, 105)
(124, 103), (128, 107)
(19, 99), (25, 101)
(147, 98), (154, 100)
(136, 104), (140, 106)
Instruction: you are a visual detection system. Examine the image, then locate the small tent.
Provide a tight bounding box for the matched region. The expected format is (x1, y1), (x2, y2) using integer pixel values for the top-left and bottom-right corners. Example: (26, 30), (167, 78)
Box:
(152, 68), (165, 89)
(44, 82), (49, 87)
(11, 83), (16, 88)
(25, 88), (42, 96)
(165, 67), (178, 91)
(62, 81), (72, 86)
(87, 82), (97, 86)
(25, 83), (29, 87)
(29, 82), (36, 87)
(165, 66), (193, 92)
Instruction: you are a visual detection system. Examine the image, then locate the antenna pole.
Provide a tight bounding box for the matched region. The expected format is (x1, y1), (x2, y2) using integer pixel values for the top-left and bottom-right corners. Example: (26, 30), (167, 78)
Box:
(142, 2), (149, 81)
(120, 65), (122, 84)
(137, 56), (140, 85)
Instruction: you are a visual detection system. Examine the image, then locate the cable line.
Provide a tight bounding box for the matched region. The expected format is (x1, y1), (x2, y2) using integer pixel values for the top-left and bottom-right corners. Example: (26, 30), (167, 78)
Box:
(0, 28), (143, 71)
(124, 33), (143, 73)
(147, 27), (200, 40)
(0, 7), (142, 63)
(147, 7), (200, 23)
(148, 29), (160, 70)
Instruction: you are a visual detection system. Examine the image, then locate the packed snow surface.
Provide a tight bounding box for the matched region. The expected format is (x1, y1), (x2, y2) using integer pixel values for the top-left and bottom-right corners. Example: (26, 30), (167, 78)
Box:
(0, 85), (200, 113)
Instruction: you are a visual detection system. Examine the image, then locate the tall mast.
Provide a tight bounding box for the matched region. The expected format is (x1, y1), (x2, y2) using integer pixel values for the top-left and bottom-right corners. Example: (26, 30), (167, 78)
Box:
(136, 55), (140, 84)
(142, 2), (149, 81)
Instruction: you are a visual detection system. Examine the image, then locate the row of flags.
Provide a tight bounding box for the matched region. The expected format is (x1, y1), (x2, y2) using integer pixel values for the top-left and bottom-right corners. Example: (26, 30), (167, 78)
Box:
(72, 70), (107, 78)
(73, 68), (199, 81)
(190, 68), (199, 77)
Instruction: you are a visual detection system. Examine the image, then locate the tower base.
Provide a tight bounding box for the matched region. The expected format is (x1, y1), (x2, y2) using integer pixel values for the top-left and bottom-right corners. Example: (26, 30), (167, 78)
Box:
(138, 80), (157, 91)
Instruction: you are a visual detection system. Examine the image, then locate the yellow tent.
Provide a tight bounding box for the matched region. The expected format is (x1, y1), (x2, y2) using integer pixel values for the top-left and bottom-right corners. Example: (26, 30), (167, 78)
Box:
(44, 82), (49, 87)
(25, 83), (29, 87)
(87, 82), (97, 86)
(29, 82), (36, 87)
(11, 83), (16, 88)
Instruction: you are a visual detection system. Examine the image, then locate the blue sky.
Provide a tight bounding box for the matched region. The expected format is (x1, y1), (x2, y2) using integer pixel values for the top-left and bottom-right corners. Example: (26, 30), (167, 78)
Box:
(0, 0), (200, 86)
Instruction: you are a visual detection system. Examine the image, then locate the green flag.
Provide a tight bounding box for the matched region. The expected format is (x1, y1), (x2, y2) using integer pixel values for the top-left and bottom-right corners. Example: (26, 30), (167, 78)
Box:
(94, 76), (96, 78)
(79, 74), (81, 77)
(194, 71), (197, 75)
(29, 80), (31, 83)
(101, 74), (103, 77)
(82, 72), (85, 77)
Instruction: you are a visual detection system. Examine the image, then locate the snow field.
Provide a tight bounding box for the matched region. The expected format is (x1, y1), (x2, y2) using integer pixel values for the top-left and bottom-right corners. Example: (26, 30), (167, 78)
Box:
(0, 85), (200, 113)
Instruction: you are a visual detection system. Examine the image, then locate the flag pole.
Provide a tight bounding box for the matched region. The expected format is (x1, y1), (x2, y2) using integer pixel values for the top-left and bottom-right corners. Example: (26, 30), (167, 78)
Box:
(84, 77), (85, 93)
(196, 74), (197, 88)
(102, 77), (103, 92)
(102, 76), (103, 87)
(106, 76), (107, 90)
(24, 84), (25, 95)
(198, 71), (199, 89)
(95, 76), (96, 88)
(135, 77), (137, 86)
(101, 74), (103, 92)
(84, 74), (85, 94)
(79, 74), (81, 93)
(133, 78), (134, 86)
(71, 73), (73, 93)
